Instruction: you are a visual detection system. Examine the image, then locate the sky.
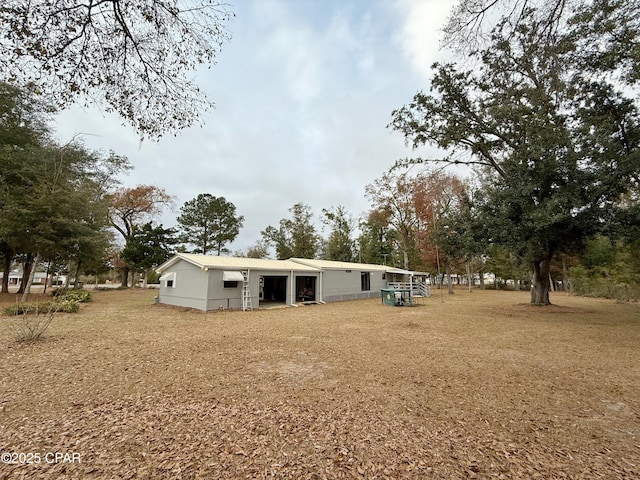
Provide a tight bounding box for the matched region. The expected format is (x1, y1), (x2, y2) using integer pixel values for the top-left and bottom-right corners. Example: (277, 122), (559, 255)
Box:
(54, 0), (457, 255)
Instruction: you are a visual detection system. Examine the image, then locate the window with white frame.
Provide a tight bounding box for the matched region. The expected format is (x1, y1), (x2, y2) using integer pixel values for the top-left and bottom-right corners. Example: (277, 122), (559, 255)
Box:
(160, 272), (176, 288)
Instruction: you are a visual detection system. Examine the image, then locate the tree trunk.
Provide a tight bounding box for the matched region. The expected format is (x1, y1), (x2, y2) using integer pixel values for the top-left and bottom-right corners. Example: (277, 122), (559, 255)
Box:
(17, 253), (34, 294)
(1, 245), (12, 293)
(531, 257), (552, 305)
(446, 263), (454, 294)
(43, 260), (51, 295)
(74, 260), (82, 289)
(21, 252), (41, 302)
(121, 266), (130, 287)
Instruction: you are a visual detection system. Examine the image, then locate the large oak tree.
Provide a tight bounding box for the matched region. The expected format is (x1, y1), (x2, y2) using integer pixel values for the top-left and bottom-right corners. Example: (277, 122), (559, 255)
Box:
(391, 5), (639, 304)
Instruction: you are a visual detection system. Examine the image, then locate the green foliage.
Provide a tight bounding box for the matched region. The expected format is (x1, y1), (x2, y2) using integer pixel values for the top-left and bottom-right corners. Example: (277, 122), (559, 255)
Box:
(53, 288), (92, 303)
(0, 81), (51, 147)
(121, 222), (177, 275)
(1, 83), (131, 295)
(261, 203), (320, 260)
(484, 245), (530, 289)
(364, 172), (420, 270)
(146, 270), (161, 284)
(356, 210), (399, 267)
(321, 206), (356, 262)
(580, 236), (616, 272)
(569, 265), (639, 302)
(4, 299), (80, 316)
(569, 238), (640, 302)
(178, 194), (244, 256)
(390, 4), (640, 303)
(243, 240), (270, 259)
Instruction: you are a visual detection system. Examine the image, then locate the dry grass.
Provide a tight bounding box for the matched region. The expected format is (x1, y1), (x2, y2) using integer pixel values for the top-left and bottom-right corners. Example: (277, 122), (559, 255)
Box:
(0, 288), (638, 479)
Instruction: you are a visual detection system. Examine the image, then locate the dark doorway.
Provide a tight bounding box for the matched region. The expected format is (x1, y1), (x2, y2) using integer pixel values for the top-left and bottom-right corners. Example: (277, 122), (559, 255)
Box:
(296, 276), (316, 302)
(262, 276), (287, 303)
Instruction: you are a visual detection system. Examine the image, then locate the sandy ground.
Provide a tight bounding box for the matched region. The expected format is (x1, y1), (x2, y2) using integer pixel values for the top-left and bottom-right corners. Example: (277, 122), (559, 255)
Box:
(0, 288), (638, 479)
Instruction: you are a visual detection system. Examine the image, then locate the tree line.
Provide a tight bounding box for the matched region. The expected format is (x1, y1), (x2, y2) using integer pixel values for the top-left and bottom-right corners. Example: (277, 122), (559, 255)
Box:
(1, 0), (638, 305)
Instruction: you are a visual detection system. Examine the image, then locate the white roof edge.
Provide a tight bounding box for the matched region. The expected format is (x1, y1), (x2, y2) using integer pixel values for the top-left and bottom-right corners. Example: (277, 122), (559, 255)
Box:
(157, 254), (418, 276)
(156, 253), (204, 273)
(157, 253), (321, 273)
(290, 258), (412, 274)
(385, 267), (414, 275)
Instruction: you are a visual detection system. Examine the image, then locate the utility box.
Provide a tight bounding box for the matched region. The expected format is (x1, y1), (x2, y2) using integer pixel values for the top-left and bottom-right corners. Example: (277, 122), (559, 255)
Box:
(381, 288), (412, 306)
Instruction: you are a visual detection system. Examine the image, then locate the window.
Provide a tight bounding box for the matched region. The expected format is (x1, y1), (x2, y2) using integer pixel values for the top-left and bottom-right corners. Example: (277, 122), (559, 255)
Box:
(361, 272), (370, 291)
(222, 271), (243, 288)
(160, 272), (176, 288)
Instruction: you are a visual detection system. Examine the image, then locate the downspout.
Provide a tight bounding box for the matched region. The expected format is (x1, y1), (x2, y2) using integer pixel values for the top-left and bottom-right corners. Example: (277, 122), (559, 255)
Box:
(290, 270), (295, 306)
(203, 266), (210, 311)
(318, 271), (325, 304)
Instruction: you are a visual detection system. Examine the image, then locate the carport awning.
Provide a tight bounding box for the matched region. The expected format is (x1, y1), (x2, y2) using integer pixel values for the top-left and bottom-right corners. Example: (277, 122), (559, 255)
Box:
(222, 271), (244, 282)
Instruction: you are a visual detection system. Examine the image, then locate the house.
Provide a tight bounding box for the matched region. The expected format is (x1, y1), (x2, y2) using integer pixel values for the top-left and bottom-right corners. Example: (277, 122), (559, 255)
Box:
(0, 270), (67, 287)
(155, 253), (415, 311)
(288, 258), (413, 303)
(156, 254), (320, 311)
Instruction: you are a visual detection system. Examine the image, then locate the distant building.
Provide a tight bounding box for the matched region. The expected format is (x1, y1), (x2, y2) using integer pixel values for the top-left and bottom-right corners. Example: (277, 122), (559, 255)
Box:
(0, 270), (67, 287)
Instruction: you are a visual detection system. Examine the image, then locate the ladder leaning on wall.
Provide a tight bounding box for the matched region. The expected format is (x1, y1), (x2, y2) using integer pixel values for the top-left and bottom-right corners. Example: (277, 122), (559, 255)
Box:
(242, 271), (252, 311)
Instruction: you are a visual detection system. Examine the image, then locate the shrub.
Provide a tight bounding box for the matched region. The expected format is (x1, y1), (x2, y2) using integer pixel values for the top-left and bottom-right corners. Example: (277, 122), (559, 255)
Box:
(568, 265), (591, 296)
(568, 265), (639, 302)
(52, 299), (81, 313)
(4, 301), (56, 316)
(53, 288), (92, 303)
(61, 289), (92, 303)
(4, 299), (80, 316)
(7, 308), (54, 343)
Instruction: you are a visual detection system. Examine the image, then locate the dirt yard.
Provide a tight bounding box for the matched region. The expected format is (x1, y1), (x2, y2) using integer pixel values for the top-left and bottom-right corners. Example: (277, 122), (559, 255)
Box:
(0, 288), (638, 479)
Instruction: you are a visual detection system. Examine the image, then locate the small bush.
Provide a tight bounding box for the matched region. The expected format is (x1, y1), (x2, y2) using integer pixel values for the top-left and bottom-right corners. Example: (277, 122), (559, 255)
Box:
(8, 308), (54, 343)
(4, 301), (56, 316)
(52, 299), (81, 313)
(57, 289), (92, 303)
(4, 299), (80, 316)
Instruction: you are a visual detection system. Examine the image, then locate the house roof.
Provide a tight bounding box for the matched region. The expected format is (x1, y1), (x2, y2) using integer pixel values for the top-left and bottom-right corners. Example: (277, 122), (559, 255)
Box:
(156, 253), (320, 273)
(157, 253), (414, 275)
(289, 258), (412, 275)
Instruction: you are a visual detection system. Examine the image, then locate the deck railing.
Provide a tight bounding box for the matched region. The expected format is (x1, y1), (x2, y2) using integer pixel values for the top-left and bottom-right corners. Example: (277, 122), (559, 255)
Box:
(387, 281), (431, 297)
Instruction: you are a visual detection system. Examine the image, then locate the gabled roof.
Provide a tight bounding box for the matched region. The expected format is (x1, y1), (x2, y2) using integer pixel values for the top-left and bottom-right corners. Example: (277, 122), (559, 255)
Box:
(289, 258), (412, 275)
(156, 253), (320, 273)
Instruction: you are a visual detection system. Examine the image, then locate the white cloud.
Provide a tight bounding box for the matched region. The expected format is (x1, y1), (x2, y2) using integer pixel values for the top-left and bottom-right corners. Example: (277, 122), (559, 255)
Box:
(393, 0), (453, 80)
